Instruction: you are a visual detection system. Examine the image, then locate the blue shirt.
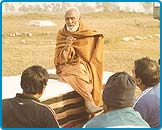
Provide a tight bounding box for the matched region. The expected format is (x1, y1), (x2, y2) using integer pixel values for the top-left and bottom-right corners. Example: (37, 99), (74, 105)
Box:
(133, 84), (160, 128)
(83, 107), (150, 128)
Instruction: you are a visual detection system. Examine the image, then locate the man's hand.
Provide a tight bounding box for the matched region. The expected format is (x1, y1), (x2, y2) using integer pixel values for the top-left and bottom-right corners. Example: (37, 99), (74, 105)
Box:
(63, 49), (69, 61)
(66, 36), (76, 45)
(63, 36), (76, 51)
(63, 36), (76, 62)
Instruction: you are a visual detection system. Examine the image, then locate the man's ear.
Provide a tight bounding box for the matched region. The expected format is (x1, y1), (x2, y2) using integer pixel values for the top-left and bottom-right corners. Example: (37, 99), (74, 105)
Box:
(136, 77), (142, 85)
(39, 87), (45, 95)
(79, 16), (81, 21)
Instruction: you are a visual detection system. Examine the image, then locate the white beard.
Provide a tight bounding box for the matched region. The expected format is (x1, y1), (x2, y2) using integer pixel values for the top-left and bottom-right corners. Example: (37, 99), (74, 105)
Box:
(66, 22), (79, 32)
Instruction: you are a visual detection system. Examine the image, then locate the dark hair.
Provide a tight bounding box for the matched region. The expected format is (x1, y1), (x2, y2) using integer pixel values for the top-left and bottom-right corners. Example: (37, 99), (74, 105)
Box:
(21, 65), (48, 94)
(134, 57), (160, 87)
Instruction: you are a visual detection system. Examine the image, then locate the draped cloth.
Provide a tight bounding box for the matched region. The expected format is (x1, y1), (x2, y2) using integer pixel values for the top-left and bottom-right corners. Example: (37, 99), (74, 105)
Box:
(54, 22), (104, 106)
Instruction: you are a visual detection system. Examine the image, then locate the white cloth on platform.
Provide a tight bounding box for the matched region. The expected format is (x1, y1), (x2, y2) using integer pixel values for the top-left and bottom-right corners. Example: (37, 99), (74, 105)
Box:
(2, 69), (113, 101)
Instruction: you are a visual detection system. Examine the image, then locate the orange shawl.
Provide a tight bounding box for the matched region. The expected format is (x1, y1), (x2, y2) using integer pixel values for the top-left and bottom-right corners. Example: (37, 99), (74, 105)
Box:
(54, 22), (104, 106)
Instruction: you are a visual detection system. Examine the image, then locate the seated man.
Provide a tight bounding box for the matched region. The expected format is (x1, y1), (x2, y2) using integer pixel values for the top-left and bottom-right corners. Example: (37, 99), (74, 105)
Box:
(3, 65), (60, 128)
(83, 72), (150, 128)
(132, 57), (160, 128)
(53, 7), (104, 114)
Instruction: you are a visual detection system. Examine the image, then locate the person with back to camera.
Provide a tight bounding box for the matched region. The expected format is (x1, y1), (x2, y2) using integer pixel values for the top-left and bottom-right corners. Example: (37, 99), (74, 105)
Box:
(83, 72), (150, 128)
(3, 65), (60, 128)
(52, 7), (104, 115)
(132, 57), (160, 128)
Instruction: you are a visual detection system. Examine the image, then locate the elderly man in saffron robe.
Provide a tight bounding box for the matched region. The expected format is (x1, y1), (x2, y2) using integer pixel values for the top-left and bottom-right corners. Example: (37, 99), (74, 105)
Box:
(53, 7), (104, 114)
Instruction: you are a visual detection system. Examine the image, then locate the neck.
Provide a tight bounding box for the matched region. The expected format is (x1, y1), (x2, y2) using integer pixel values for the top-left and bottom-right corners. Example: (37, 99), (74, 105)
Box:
(23, 92), (41, 99)
(103, 104), (117, 113)
(138, 83), (147, 91)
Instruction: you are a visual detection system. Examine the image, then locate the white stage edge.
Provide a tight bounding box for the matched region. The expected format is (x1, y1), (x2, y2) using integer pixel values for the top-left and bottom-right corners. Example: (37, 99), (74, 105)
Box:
(2, 69), (113, 101)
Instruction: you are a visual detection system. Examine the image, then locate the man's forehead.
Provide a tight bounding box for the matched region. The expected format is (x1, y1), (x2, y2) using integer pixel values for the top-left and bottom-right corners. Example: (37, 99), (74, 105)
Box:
(65, 10), (78, 18)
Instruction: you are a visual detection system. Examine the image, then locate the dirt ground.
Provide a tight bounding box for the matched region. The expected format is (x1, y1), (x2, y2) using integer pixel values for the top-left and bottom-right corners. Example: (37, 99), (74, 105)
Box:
(2, 12), (160, 95)
(2, 11), (160, 128)
(2, 12), (160, 76)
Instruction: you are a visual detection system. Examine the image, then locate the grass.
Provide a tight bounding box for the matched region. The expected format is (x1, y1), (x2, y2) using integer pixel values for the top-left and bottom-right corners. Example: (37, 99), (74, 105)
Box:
(2, 11), (160, 128)
(2, 12), (160, 76)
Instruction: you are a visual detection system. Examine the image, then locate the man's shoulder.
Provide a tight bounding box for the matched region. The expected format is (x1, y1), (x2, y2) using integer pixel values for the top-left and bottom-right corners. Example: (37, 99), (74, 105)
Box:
(58, 26), (65, 33)
(84, 113), (106, 127)
(32, 100), (55, 113)
(3, 97), (15, 104)
(134, 87), (160, 109)
(142, 85), (160, 99)
(32, 100), (48, 108)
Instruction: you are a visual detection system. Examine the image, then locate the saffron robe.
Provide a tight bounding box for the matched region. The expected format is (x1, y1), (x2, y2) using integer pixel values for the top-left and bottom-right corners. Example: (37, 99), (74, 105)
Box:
(54, 22), (104, 106)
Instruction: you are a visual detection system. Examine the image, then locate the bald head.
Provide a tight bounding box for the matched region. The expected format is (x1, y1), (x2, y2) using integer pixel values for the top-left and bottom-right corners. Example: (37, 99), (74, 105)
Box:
(65, 8), (80, 32)
(65, 7), (80, 19)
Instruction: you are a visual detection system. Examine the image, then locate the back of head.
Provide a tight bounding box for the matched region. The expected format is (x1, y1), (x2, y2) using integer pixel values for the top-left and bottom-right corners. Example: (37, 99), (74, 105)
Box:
(21, 65), (48, 95)
(134, 57), (160, 87)
(102, 72), (136, 108)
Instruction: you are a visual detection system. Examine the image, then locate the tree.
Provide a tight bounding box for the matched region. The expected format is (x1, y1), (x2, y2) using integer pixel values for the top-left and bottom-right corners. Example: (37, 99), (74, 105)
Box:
(8, 4), (15, 12)
(62, 2), (71, 12)
(18, 4), (28, 12)
(102, 2), (120, 12)
(3, 2), (10, 12)
(142, 2), (153, 13)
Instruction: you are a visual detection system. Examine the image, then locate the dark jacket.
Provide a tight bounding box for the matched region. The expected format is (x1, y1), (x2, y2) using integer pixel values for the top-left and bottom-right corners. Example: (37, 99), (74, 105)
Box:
(3, 93), (59, 128)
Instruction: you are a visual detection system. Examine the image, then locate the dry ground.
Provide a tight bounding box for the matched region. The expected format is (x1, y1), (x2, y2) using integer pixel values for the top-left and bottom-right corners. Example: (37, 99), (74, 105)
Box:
(2, 12), (160, 76)
(2, 11), (160, 128)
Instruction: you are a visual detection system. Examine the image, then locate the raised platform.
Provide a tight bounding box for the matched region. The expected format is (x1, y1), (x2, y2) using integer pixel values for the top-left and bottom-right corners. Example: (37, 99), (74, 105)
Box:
(2, 69), (113, 127)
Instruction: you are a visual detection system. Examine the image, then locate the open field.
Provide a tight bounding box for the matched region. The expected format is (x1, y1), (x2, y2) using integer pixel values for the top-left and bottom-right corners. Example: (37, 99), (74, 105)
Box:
(2, 12), (160, 76)
(2, 12), (160, 127)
